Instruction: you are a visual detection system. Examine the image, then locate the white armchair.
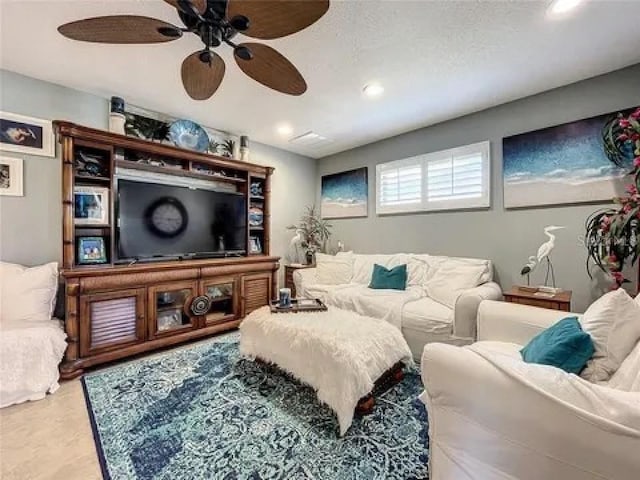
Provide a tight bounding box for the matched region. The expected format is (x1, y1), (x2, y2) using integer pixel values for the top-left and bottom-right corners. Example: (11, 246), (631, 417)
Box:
(421, 300), (640, 480)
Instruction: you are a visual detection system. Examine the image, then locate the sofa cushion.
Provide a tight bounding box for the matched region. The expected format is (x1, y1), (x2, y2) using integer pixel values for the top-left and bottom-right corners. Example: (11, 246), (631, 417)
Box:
(607, 340), (640, 392)
(424, 263), (486, 308)
(369, 264), (407, 290)
(579, 289), (640, 383)
(315, 253), (353, 285)
(300, 284), (347, 303)
(520, 317), (594, 375)
(0, 262), (58, 323)
(426, 256), (492, 284)
(351, 254), (409, 284)
(402, 297), (453, 335)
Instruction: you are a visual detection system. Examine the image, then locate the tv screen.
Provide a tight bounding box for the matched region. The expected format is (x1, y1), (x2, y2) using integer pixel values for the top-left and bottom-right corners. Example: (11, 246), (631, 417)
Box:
(116, 179), (247, 261)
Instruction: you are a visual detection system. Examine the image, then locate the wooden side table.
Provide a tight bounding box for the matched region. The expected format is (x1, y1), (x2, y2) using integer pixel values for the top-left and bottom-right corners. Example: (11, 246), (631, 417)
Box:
(503, 287), (572, 312)
(284, 264), (314, 298)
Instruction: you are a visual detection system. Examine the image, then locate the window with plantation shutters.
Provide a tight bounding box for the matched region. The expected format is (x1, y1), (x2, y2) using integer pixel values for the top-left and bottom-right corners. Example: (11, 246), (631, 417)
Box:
(376, 141), (490, 214)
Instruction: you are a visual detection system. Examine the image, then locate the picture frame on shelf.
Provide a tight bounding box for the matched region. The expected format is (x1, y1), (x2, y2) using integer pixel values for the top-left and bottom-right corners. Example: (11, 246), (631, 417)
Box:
(74, 185), (110, 225)
(249, 236), (262, 254)
(76, 236), (108, 265)
(0, 156), (24, 196)
(0, 111), (55, 157)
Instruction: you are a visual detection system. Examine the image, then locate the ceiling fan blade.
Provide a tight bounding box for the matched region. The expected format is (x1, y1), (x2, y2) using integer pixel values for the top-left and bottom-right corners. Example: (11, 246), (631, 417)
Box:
(234, 43), (306, 96)
(181, 50), (226, 100)
(226, 0), (329, 40)
(58, 16), (182, 44)
(163, 0), (207, 15)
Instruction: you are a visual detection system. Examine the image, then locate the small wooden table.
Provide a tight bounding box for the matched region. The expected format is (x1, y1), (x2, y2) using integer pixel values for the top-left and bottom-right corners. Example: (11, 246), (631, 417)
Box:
(504, 287), (572, 312)
(284, 263), (314, 298)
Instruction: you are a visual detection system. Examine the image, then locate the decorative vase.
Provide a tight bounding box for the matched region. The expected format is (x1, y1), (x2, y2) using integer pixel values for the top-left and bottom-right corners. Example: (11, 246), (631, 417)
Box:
(109, 96), (126, 135)
(240, 135), (250, 162)
(305, 251), (314, 265)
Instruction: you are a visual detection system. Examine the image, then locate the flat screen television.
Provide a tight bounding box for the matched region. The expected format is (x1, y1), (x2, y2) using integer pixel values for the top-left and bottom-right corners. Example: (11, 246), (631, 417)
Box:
(116, 178), (247, 262)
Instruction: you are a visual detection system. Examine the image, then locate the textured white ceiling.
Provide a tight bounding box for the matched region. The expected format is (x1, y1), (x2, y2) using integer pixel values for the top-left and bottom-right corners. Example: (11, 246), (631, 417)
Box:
(1, 0), (639, 158)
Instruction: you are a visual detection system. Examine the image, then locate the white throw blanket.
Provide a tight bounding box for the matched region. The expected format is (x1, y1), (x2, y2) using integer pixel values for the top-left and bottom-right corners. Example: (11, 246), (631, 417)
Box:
(240, 306), (413, 435)
(0, 319), (67, 408)
(326, 284), (424, 330)
(467, 342), (640, 434)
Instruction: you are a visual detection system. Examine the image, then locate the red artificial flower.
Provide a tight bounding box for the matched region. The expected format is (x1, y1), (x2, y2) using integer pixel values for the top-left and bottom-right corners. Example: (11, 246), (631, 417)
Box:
(634, 157), (640, 168)
(626, 184), (638, 195)
(631, 108), (640, 119)
(618, 133), (629, 142)
(619, 118), (631, 128)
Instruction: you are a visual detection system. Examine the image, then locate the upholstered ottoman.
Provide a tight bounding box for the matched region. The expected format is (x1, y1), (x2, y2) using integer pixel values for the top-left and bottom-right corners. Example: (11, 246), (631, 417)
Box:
(239, 305), (413, 435)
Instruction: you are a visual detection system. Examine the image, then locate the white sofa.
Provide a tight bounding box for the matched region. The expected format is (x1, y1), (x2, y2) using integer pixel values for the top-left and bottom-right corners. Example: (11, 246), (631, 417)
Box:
(0, 262), (67, 408)
(421, 300), (640, 480)
(293, 253), (502, 359)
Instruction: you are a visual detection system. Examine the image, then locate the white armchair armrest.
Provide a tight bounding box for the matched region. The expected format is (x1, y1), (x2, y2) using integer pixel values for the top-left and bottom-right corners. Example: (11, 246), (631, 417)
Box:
(452, 282), (502, 340)
(477, 300), (580, 345)
(292, 268), (317, 298)
(421, 343), (640, 480)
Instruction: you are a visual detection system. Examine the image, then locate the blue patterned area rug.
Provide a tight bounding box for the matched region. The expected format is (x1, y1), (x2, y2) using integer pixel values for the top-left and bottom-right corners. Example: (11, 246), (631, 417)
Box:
(82, 333), (429, 480)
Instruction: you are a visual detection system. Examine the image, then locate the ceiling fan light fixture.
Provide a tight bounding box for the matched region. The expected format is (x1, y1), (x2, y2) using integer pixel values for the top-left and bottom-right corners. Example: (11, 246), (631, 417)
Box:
(230, 15), (250, 32)
(363, 83), (384, 98)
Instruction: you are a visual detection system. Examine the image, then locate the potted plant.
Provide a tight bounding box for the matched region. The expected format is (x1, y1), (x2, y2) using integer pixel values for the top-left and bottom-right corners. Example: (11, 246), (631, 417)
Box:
(287, 205), (332, 265)
(585, 107), (640, 288)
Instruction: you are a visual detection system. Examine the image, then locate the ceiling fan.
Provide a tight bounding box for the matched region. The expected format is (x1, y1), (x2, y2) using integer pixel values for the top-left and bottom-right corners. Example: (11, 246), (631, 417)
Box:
(58, 0), (330, 100)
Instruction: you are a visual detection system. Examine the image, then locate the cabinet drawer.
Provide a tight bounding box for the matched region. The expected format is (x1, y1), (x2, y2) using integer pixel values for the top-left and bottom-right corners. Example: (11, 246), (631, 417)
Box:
(242, 273), (272, 315)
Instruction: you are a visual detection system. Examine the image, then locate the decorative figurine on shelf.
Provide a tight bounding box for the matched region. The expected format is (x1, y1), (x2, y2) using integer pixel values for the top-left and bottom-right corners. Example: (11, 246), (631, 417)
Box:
(287, 229), (306, 264)
(109, 96), (126, 135)
(520, 225), (565, 291)
(286, 205), (332, 265)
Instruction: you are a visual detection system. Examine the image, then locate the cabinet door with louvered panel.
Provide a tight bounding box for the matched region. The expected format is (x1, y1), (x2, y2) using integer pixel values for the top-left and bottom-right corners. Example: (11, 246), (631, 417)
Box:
(241, 273), (272, 316)
(79, 289), (146, 356)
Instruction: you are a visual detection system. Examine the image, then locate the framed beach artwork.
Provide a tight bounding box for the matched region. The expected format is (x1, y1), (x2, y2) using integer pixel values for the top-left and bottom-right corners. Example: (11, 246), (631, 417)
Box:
(503, 107), (638, 209)
(0, 112), (55, 157)
(321, 167), (368, 219)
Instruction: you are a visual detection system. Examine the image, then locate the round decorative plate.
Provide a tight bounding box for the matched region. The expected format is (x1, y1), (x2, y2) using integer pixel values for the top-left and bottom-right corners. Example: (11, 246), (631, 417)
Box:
(249, 206), (264, 226)
(169, 119), (209, 152)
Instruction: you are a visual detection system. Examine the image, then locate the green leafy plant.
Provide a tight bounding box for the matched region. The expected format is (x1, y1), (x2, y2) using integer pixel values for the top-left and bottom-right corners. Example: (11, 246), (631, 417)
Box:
(220, 139), (236, 158)
(287, 205), (332, 257)
(586, 107), (640, 288)
(124, 113), (169, 141)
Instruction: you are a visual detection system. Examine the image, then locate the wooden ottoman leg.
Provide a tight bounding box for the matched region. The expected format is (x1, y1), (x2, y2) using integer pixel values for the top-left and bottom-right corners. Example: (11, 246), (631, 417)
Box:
(356, 395), (375, 415)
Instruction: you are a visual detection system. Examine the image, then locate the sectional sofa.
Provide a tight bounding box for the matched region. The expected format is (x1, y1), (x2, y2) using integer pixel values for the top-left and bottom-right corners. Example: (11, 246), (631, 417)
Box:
(293, 252), (503, 359)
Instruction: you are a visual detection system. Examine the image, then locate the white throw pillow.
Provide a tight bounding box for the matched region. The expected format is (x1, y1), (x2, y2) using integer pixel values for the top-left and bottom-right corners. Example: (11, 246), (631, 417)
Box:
(579, 289), (640, 383)
(424, 264), (485, 308)
(315, 253), (353, 285)
(0, 262), (59, 323)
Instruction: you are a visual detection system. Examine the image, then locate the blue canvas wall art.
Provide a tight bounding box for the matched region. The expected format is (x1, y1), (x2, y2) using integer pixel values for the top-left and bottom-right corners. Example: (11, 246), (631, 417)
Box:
(321, 167), (368, 218)
(503, 108), (637, 208)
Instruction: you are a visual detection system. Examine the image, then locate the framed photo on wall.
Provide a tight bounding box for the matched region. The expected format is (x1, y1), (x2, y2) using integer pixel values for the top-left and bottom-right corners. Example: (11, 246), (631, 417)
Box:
(0, 156), (24, 196)
(77, 236), (108, 265)
(74, 186), (109, 225)
(0, 111), (55, 157)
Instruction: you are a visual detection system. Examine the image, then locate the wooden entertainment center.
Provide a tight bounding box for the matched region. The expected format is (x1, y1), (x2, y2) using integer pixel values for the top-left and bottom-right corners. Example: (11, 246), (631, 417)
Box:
(55, 122), (279, 379)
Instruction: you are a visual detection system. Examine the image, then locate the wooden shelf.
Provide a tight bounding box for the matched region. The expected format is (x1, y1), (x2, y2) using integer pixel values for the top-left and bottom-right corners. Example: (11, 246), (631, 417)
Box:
(250, 195), (265, 200)
(75, 175), (111, 184)
(115, 160), (247, 184)
(75, 224), (111, 229)
(249, 226), (264, 231)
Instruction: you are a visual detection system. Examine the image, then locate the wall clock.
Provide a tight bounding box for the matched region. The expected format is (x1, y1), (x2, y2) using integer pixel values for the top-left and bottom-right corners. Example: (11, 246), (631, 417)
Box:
(144, 196), (188, 237)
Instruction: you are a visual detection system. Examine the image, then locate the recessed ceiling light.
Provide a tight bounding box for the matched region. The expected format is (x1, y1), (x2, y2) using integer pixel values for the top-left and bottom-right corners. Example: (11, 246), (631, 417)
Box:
(276, 123), (293, 136)
(363, 83), (384, 98)
(548, 0), (583, 15)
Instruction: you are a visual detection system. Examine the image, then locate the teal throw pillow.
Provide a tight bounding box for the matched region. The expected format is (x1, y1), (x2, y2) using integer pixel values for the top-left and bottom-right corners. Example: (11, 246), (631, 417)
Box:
(520, 317), (594, 375)
(369, 264), (407, 290)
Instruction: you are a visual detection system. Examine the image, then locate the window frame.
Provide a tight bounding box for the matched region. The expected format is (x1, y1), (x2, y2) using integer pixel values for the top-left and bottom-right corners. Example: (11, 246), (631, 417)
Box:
(375, 141), (491, 215)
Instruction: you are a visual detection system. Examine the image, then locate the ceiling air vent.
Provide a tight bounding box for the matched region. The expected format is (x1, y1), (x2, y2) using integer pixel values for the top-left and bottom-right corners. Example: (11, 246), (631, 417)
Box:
(288, 131), (331, 148)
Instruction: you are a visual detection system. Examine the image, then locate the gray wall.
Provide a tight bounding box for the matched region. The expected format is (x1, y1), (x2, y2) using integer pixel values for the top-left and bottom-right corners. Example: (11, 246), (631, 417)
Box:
(0, 70), (317, 284)
(317, 64), (640, 312)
